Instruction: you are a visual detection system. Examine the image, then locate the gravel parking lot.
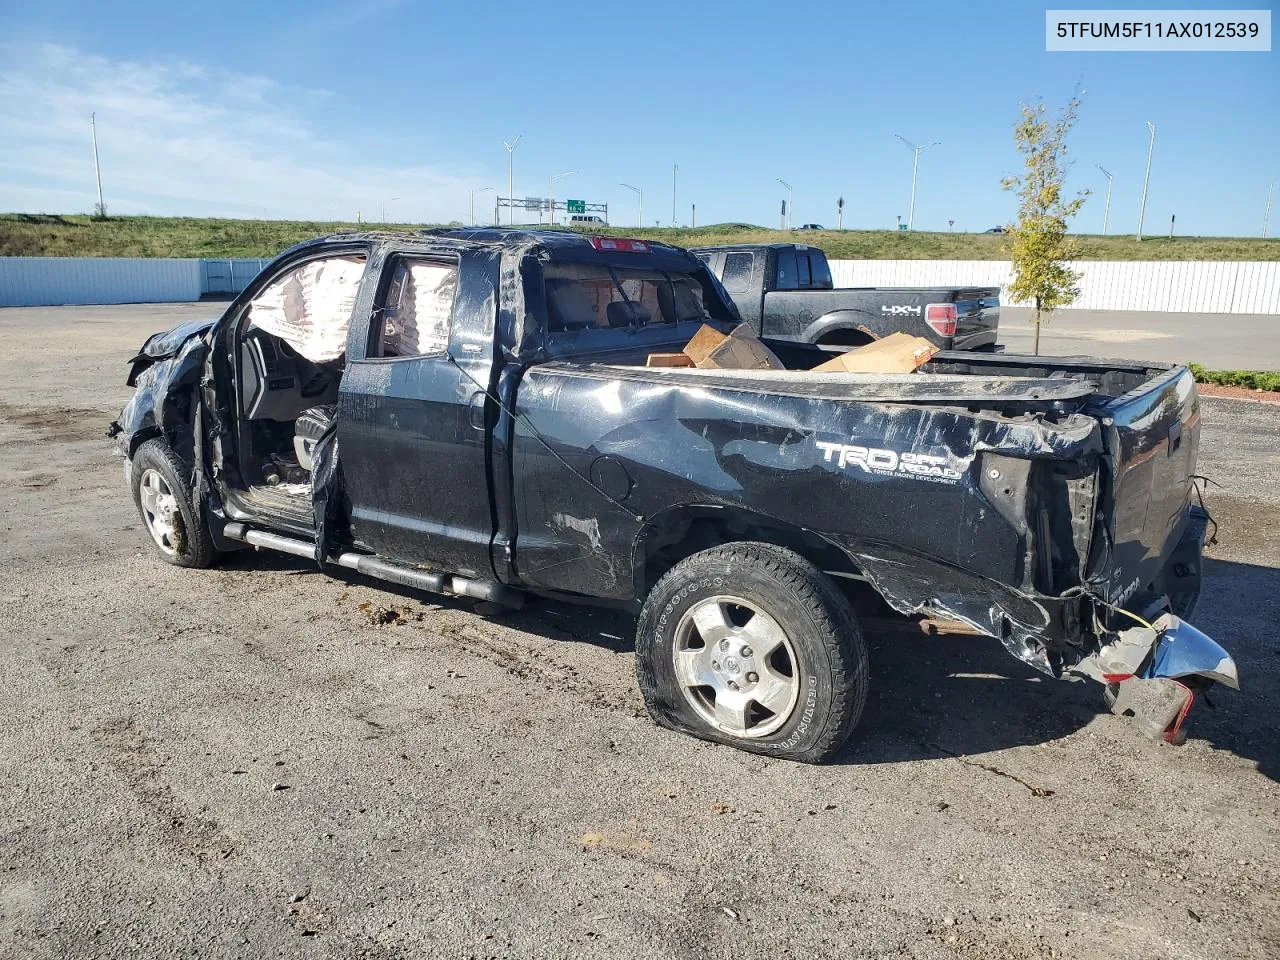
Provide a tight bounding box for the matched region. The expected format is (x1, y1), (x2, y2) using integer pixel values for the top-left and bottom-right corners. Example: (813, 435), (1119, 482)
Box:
(1, 303), (1277, 960)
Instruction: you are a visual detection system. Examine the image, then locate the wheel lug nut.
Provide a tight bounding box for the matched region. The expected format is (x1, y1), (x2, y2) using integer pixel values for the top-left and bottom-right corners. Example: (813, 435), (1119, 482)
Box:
(712, 661), (720, 670)
(719, 639), (729, 650)
(741, 647), (753, 658)
(727, 681), (739, 691)
(746, 672), (758, 683)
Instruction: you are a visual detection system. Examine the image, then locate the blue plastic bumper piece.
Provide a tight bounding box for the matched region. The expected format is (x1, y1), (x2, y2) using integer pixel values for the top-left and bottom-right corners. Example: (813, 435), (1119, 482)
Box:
(1141, 616), (1240, 690)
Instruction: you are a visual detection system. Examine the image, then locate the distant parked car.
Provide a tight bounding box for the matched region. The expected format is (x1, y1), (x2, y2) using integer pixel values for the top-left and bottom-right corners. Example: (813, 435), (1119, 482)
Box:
(984, 226), (1005, 234)
(569, 214), (607, 226)
(692, 242), (1000, 351)
(796, 223), (824, 230)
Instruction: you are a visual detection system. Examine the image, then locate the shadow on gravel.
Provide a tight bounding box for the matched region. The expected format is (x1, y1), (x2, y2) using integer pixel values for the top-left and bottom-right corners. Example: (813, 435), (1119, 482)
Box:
(1181, 556), (1280, 783)
(215, 550), (1279, 777)
(836, 625), (1096, 770)
(219, 548), (640, 653)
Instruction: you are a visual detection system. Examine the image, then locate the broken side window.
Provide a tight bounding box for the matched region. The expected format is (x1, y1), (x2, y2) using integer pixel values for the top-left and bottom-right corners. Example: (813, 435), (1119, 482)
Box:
(374, 259), (459, 358)
(248, 255), (367, 363)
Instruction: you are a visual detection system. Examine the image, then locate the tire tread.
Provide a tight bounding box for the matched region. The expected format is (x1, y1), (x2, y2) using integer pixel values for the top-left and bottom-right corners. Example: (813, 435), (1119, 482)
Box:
(132, 438), (218, 569)
(636, 541), (869, 763)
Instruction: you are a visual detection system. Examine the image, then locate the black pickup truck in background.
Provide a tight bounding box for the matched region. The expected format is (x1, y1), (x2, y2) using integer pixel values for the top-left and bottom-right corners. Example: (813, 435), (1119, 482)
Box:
(693, 243), (1000, 351)
(111, 229), (1236, 763)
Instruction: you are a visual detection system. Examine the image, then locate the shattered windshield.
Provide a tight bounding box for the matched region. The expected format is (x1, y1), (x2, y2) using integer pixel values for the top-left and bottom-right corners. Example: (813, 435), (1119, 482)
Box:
(543, 263), (733, 333)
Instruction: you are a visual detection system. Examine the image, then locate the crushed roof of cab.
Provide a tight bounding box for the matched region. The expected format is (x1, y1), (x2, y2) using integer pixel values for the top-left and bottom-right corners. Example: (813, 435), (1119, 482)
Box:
(276, 228), (693, 263)
(271, 228), (547, 261)
(422, 227), (690, 256)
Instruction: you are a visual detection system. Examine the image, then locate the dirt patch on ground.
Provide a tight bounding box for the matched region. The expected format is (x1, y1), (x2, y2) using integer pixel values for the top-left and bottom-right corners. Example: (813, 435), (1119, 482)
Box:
(0, 401), (116, 443)
(90, 717), (238, 864)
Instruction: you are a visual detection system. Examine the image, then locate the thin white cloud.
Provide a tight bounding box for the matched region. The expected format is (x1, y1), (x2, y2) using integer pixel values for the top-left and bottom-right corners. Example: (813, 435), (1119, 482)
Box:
(0, 43), (476, 221)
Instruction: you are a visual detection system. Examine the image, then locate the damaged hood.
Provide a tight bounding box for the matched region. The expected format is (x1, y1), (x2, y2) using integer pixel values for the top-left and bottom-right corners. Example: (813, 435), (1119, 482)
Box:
(127, 317), (217, 386)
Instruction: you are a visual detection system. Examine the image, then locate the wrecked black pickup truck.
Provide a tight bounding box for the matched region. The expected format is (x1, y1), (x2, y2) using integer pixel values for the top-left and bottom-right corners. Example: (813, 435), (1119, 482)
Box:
(110, 228), (1237, 763)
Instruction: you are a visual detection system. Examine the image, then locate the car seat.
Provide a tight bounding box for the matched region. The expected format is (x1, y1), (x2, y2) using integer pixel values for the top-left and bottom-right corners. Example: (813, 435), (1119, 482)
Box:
(293, 405), (335, 473)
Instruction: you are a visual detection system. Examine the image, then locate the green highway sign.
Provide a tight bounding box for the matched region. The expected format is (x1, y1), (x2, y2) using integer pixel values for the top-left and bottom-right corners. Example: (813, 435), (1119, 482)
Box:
(565, 199), (586, 214)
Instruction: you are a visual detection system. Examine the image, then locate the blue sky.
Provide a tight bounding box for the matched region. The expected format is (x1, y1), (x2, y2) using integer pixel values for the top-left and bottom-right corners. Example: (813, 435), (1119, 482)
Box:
(1, 0), (1275, 235)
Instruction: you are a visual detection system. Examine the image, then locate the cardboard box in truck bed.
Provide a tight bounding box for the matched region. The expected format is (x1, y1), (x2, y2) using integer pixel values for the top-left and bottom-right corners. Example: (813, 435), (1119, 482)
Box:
(812, 333), (938, 374)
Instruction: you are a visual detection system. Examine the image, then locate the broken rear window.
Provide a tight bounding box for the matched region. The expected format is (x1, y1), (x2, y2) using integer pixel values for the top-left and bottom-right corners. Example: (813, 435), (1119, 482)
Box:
(543, 263), (731, 333)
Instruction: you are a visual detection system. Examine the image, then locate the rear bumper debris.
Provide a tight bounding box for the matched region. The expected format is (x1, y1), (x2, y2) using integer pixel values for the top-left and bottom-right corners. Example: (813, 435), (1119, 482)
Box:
(1072, 614), (1238, 743)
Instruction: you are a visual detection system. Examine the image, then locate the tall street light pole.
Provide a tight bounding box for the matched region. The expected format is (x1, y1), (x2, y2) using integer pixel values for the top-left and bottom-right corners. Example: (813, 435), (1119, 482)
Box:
(90, 112), (106, 218)
(1096, 164), (1114, 235)
(470, 187), (493, 226)
(549, 171), (577, 225)
(620, 183), (643, 228)
(894, 134), (940, 231)
(1136, 121), (1156, 241)
(381, 196), (400, 223)
(672, 164), (678, 226)
(777, 179), (792, 229)
(1264, 182), (1275, 238)
(502, 135), (521, 227)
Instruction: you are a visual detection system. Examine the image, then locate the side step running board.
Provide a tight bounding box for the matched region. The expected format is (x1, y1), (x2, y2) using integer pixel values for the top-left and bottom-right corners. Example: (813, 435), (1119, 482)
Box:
(222, 522), (523, 608)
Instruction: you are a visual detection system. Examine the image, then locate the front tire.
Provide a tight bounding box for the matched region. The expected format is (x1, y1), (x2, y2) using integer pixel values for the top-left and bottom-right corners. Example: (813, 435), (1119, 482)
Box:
(636, 542), (869, 763)
(130, 438), (218, 569)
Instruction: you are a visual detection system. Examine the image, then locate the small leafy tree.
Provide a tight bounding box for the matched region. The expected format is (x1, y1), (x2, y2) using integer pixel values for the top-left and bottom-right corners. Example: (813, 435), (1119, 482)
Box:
(1002, 94), (1089, 355)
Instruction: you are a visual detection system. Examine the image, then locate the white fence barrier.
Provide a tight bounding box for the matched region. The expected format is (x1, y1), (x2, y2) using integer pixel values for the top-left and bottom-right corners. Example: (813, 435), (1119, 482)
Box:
(0, 257), (202, 307)
(2, 255), (1276, 314)
(828, 259), (1280, 315)
(201, 258), (270, 295)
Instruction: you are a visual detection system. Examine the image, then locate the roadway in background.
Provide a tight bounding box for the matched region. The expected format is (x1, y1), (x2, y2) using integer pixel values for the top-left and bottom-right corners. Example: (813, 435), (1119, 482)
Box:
(6, 301), (1276, 372)
(997, 307), (1278, 370)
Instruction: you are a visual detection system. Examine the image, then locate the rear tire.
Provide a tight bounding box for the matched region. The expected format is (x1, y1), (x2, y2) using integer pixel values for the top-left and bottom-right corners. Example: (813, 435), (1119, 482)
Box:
(130, 438), (218, 569)
(636, 542), (869, 763)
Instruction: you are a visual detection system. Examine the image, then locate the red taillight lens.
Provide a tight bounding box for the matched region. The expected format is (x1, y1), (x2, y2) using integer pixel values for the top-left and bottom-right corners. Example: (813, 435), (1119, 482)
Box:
(925, 303), (958, 337)
(590, 236), (651, 253)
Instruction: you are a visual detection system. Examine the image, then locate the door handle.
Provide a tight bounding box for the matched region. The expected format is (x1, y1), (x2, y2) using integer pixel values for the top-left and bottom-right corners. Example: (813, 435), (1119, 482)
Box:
(468, 391), (486, 430)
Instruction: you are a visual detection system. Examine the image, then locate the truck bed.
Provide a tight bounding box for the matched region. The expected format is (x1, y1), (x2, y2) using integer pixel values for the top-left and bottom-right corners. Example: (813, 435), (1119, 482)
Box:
(509, 343), (1200, 678)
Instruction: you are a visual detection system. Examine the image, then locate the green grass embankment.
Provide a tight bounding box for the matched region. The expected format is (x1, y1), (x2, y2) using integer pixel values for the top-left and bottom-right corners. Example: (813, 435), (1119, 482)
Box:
(3, 213), (1278, 261)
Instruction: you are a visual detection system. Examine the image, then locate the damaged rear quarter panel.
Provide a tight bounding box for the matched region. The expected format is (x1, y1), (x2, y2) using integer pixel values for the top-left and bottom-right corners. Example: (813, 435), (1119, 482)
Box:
(509, 364), (1103, 673)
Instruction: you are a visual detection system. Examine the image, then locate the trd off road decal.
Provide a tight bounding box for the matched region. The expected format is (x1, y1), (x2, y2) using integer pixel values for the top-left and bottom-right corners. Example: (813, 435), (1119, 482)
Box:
(815, 440), (964, 485)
